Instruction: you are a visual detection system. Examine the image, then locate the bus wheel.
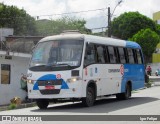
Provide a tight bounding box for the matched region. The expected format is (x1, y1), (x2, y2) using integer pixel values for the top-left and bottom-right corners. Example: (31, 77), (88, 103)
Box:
(36, 99), (49, 109)
(82, 87), (95, 107)
(116, 84), (131, 100)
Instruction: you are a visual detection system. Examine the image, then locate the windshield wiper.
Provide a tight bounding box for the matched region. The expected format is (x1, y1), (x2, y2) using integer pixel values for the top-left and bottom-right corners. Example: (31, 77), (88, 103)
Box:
(29, 64), (49, 70)
(56, 63), (72, 68)
(34, 64), (47, 67)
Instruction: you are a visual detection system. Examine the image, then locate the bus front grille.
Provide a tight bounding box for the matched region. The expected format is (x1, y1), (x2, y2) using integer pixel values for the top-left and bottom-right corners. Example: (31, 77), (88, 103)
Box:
(37, 79), (62, 86)
(39, 89), (60, 95)
(37, 79), (62, 95)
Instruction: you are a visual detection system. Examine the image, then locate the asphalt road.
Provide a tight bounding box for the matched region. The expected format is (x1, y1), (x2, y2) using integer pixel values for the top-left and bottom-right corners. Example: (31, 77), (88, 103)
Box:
(0, 86), (160, 124)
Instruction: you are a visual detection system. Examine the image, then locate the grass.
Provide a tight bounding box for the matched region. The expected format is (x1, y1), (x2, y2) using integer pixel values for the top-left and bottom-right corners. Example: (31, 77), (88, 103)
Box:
(145, 80), (153, 88)
(8, 103), (17, 110)
(132, 90), (139, 93)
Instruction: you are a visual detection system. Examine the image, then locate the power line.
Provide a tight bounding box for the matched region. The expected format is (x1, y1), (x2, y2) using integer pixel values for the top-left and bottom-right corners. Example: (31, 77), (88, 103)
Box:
(0, 7), (107, 20)
(35, 8), (107, 18)
(0, 7), (108, 34)
(90, 27), (107, 30)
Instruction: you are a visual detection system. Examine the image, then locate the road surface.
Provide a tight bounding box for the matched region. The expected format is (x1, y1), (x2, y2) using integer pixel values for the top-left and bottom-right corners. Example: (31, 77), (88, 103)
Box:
(0, 86), (160, 124)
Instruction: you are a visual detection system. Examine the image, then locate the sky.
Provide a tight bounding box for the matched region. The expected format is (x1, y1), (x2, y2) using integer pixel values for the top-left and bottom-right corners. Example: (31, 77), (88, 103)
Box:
(0, 0), (160, 32)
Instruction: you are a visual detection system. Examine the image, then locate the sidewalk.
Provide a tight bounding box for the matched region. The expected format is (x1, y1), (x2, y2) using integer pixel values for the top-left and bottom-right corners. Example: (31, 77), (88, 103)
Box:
(149, 76), (160, 86)
(0, 102), (36, 111)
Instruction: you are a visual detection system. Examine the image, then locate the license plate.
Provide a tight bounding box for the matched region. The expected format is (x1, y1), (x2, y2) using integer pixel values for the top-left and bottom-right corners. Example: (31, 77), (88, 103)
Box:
(45, 85), (55, 90)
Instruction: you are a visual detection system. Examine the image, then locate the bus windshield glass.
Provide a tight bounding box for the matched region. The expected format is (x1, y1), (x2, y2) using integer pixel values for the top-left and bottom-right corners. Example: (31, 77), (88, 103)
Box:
(30, 40), (84, 68)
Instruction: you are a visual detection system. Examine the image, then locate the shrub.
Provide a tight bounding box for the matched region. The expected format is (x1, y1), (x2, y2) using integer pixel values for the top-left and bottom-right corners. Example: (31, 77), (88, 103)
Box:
(8, 103), (17, 110)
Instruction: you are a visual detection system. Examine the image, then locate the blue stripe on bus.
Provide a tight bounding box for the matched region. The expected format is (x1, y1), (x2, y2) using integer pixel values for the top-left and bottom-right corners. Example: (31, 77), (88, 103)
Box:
(121, 64), (145, 92)
(33, 74), (69, 90)
(125, 41), (141, 49)
(61, 80), (69, 89)
(33, 82), (39, 90)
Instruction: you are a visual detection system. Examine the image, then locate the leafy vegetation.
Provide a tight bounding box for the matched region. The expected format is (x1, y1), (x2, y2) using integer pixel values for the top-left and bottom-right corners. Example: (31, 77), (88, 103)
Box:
(0, 2), (91, 36)
(111, 12), (158, 40)
(36, 17), (91, 36)
(129, 28), (160, 63)
(0, 3), (37, 35)
(8, 103), (17, 110)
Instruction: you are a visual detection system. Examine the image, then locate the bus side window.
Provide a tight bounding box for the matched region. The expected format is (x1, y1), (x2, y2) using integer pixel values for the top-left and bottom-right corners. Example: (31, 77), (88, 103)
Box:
(108, 46), (116, 63)
(127, 48), (135, 64)
(84, 43), (96, 66)
(105, 46), (110, 63)
(114, 47), (120, 63)
(133, 49), (138, 64)
(136, 49), (143, 64)
(96, 45), (105, 63)
(118, 47), (126, 64)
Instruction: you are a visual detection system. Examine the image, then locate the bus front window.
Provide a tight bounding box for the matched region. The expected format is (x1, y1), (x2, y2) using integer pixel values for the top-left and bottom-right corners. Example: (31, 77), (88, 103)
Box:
(30, 40), (84, 68)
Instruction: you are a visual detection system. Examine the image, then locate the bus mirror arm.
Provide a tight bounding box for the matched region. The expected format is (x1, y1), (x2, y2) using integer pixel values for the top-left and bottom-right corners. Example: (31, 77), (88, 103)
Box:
(31, 46), (35, 53)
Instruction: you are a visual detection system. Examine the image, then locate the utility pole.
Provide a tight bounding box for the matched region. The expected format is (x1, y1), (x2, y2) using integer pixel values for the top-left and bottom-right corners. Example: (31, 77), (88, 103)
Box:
(107, 0), (123, 37)
(108, 7), (111, 37)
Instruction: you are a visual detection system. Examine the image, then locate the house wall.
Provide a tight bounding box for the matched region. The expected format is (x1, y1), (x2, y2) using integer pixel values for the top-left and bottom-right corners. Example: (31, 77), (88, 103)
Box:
(0, 55), (30, 105)
(153, 11), (160, 24)
(0, 28), (13, 41)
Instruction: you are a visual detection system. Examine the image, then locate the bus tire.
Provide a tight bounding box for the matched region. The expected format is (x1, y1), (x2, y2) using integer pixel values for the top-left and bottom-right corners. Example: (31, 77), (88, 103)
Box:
(36, 99), (49, 109)
(82, 87), (95, 107)
(116, 84), (131, 100)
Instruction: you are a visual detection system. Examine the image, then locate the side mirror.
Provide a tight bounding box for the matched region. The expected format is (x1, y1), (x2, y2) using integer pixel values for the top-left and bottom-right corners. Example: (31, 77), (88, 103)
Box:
(31, 46), (35, 53)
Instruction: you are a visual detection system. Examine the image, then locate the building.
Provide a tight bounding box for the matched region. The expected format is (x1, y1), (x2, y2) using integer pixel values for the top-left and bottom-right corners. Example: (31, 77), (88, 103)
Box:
(0, 28), (14, 42)
(152, 12), (160, 66)
(0, 51), (31, 105)
(153, 11), (160, 24)
(152, 43), (160, 63)
(0, 28), (43, 105)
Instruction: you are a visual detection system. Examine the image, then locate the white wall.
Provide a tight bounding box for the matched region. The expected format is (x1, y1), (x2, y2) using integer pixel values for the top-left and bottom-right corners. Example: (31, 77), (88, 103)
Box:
(0, 28), (14, 41)
(0, 55), (30, 105)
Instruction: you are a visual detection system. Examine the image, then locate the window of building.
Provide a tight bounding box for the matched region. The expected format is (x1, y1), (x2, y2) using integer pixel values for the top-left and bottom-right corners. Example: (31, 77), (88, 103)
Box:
(1, 64), (11, 84)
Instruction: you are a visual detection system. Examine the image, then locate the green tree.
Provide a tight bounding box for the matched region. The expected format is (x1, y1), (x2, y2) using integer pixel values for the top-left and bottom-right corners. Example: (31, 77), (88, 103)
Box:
(155, 24), (160, 35)
(0, 3), (37, 35)
(111, 12), (157, 40)
(36, 17), (91, 36)
(129, 28), (160, 63)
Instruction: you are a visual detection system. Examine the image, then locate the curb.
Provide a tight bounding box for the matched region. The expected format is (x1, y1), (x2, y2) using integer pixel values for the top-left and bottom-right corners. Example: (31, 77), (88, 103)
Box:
(16, 102), (36, 109)
(0, 102), (36, 111)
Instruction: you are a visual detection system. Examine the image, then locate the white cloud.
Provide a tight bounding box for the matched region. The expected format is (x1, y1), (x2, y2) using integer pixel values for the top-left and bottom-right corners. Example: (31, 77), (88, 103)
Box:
(113, 0), (160, 19)
(0, 0), (66, 19)
(1, 0), (160, 19)
(0, 0), (160, 29)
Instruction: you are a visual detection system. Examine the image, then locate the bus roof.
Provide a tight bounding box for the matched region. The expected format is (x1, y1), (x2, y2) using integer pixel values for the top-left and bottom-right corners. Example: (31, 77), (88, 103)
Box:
(39, 33), (141, 49)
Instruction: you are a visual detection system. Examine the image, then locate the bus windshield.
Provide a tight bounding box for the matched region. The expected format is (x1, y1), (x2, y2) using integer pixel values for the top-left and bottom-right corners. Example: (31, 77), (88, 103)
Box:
(30, 40), (84, 68)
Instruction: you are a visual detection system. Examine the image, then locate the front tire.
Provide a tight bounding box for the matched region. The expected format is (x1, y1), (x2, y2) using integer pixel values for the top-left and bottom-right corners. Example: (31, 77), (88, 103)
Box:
(82, 87), (95, 107)
(116, 84), (131, 100)
(36, 99), (49, 109)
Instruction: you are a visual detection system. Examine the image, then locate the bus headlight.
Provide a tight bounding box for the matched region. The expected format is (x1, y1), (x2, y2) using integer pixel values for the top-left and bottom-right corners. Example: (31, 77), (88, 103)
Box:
(27, 79), (34, 84)
(67, 77), (81, 83)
